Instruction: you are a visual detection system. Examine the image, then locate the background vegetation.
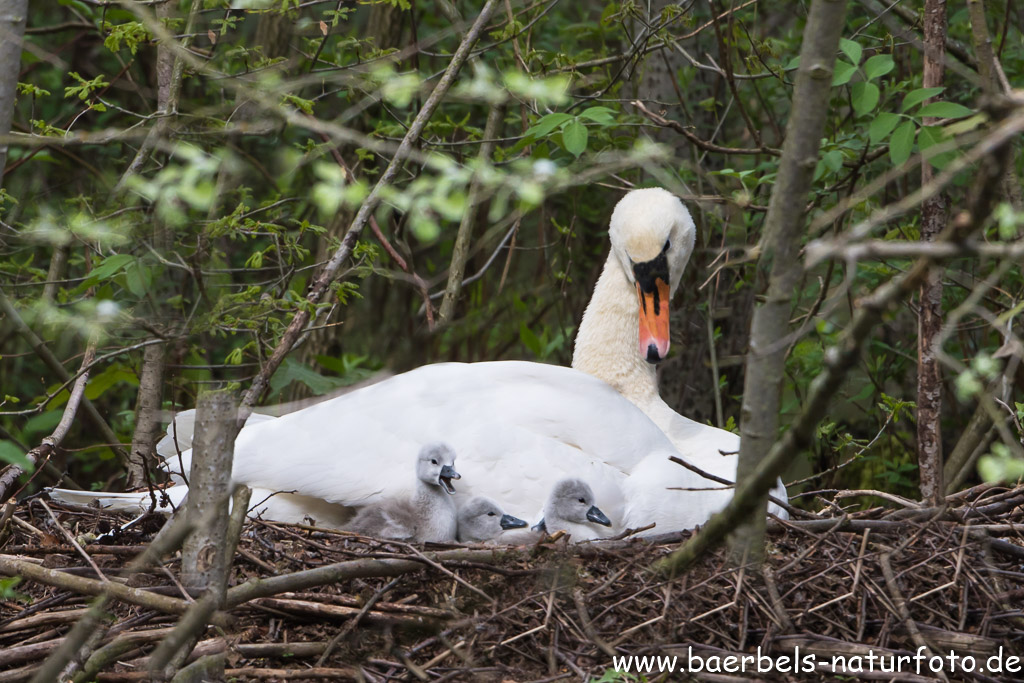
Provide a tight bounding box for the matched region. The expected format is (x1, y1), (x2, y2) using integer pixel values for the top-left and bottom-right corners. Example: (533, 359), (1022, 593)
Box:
(1, 0), (1022, 506)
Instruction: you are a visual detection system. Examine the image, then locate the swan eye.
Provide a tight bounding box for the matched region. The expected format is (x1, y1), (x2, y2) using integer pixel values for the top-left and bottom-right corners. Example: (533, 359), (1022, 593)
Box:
(663, 239), (671, 252)
(430, 459), (438, 465)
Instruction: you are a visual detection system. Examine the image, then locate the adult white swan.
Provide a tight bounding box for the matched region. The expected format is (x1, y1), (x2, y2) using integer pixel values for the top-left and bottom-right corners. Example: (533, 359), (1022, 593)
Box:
(52, 188), (787, 536)
(571, 187), (789, 524)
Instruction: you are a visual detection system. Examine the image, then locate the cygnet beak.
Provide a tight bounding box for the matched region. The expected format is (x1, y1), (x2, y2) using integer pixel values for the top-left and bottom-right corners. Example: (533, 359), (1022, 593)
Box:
(587, 505), (612, 527)
(500, 513), (528, 530)
(438, 465), (460, 494)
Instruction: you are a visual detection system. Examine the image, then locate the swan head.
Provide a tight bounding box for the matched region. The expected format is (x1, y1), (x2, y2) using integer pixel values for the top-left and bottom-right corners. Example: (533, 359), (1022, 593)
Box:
(541, 478), (613, 530)
(457, 496), (528, 542)
(416, 443), (461, 495)
(608, 188), (696, 364)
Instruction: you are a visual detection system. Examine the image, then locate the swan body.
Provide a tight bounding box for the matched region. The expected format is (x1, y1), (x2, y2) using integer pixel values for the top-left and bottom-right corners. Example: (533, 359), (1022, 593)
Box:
(457, 497), (528, 543)
(345, 443), (461, 542)
(151, 361), (689, 539)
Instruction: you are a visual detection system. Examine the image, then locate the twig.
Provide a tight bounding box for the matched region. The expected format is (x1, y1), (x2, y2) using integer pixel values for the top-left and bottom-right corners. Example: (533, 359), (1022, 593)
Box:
(0, 341), (98, 505)
(149, 485), (251, 678)
(36, 499), (108, 583)
(317, 578), (401, 665)
(879, 552), (946, 681)
(632, 100), (780, 156)
(238, 0), (500, 412)
(439, 103), (505, 322)
(317, 132), (436, 328)
(0, 291), (126, 469)
(0, 555), (228, 625)
(25, 506), (223, 683)
(572, 589), (616, 658)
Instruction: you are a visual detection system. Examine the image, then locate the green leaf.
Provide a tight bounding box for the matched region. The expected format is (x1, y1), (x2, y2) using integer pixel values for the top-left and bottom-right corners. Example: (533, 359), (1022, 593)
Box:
(269, 358), (348, 397)
(822, 149), (843, 174)
(24, 410), (63, 436)
(85, 254), (133, 286)
(862, 54), (894, 80)
(0, 441), (33, 471)
(919, 125), (956, 169)
(578, 106), (616, 124)
(124, 263), (147, 298)
(851, 82), (880, 117)
(84, 365), (139, 401)
(519, 322), (543, 356)
(917, 101), (973, 119)
(944, 113), (986, 135)
(839, 38), (862, 66)
(901, 87), (944, 112)
(561, 119), (588, 157)
(832, 60), (857, 86)
(524, 112), (572, 140)
(889, 120), (916, 166)
(869, 112), (901, 144)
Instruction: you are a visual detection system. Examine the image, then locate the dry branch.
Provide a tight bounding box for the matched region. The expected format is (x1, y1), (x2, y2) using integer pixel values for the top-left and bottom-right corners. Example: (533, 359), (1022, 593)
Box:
(0, 342), (97, 505)
(238, 0), (500, 412)
(181, 388), (236, 591)
(439, 103), (505, 322)
(0, 555), (230, 626)
(0, 291), (127, 471)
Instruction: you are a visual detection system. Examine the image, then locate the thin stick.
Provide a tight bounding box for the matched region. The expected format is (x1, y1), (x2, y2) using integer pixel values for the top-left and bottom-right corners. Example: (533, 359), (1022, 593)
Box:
(238, 0), (500, 412)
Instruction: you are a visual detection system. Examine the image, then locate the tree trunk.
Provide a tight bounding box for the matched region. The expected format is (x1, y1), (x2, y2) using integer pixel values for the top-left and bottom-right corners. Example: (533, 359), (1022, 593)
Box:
(0, 0), (28, 186)
(128, 342), (167, 488)
(916, 0), (947, 505)
(966, 0), (1024, 209)
(181, 388), (236, 590)
(439, 104), (504, 322)
(729, 0), (848, 567)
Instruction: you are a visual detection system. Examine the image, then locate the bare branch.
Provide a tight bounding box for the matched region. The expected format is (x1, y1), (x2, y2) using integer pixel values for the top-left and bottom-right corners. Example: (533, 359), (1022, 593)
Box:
(238, 0), (500, 412)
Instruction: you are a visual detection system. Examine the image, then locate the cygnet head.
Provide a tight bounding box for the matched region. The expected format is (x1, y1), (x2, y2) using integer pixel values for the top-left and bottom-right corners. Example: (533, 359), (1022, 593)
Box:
(538, 478), (612, 531)
(608, 188), (696, 364)
(458, 497), (528, 542)
(416, 443), (461, 494)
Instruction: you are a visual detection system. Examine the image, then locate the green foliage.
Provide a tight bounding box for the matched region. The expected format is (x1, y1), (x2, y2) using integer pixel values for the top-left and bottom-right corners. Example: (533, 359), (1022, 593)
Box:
(978, 443), (1024, 484)
(63, 72), (110, 111)
(2, 0), (1020, 504)
(0, 577), (30, 603)
(102, 21), (152, 54)
(0, 441), (33, 470)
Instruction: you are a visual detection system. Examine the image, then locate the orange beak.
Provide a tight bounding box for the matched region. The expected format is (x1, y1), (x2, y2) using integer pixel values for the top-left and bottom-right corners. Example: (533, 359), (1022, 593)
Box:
(636, 278), (670, 363)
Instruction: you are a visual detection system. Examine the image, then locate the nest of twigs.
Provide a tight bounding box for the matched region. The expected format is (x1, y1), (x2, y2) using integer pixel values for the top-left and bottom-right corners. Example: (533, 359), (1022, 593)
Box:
(1, 483), (1023, 682)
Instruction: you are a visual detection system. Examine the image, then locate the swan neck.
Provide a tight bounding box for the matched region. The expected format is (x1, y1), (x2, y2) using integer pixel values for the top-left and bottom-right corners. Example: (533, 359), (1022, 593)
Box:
(572, 253), (659, 408)
(415, 480), (456, 540)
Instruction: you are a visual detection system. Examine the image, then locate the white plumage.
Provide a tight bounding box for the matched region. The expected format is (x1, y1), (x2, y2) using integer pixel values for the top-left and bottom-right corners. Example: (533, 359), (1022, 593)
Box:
(49, 188), (788, 538)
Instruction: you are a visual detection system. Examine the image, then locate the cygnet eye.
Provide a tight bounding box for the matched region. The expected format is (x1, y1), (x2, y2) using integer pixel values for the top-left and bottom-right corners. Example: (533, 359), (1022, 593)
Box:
(487, 511), (496, 516)
(431, 459), (438, 465)
(578, 497), (586, 504)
